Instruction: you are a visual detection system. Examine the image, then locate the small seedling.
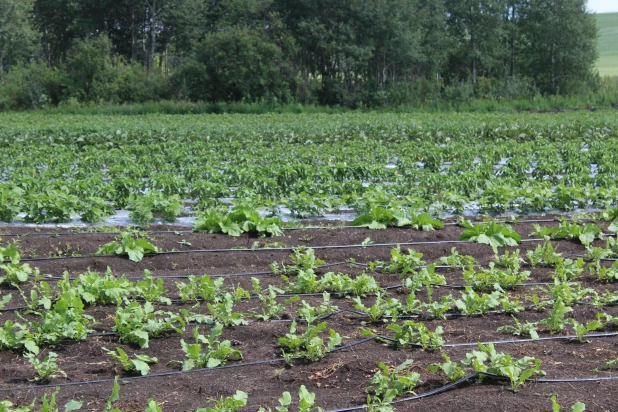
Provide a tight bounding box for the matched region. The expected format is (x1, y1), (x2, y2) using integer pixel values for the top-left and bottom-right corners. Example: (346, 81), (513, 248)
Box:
(103, 347), (158, 376)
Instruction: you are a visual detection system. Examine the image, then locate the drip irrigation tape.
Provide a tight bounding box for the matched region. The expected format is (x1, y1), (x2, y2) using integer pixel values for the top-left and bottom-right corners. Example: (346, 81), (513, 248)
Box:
(374, 332), (618, 349)
(19, 254), (116, 262)
(558, 253), (618, 261)
(443, 332), (618, 347)
(0, 336), (382, 393)
(328, 367), (618, 412)
(329, 336), (379, 352)
(16, 261), (355, 283)
(479, 371), (618, 384)
(0, 357), (288, 393)
(388, 373), (479, 405)
(0, 281), (557, 314)
(1, 306), (28, 312)
(537, 376), (618, 383)
(324, 373), (479, 412)
(5, 237), (568, 264)
(1, 312), (617, 397)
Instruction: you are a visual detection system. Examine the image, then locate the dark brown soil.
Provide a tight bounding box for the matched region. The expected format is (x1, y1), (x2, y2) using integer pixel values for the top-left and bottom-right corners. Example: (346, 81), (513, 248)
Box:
(2, 218), (618, 411)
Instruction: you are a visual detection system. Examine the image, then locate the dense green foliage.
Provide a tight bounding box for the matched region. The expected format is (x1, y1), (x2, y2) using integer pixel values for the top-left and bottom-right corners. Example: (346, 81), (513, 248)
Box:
(0, 0), (605, 109)
(0, 110), (616, 225)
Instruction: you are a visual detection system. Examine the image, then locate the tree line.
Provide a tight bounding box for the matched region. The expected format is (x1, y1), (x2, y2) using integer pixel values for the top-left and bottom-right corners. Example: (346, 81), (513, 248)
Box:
(0, 0), (601, 109)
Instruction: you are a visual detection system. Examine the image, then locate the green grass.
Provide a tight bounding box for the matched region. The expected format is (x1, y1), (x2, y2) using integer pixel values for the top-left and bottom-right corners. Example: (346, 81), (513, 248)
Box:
(597, 12), (618, 76)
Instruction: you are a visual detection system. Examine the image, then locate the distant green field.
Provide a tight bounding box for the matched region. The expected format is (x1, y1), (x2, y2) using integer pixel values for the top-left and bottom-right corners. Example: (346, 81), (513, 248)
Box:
(597, 12), (618, 76)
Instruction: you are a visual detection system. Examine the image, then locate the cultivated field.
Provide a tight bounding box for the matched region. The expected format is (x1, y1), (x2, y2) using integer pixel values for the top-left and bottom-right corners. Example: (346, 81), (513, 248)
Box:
(597, 12), (618, 77)
(1, 111), (618, 411)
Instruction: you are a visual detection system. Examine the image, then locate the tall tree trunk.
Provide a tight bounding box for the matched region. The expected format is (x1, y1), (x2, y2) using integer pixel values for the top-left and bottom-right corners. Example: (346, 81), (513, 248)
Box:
(131, 6), (137, 61)
(142, 15), (147, 68)
(472, 36), (477, 85)
(551, 25), (555, 92)
(550, 0), (556, 92)
(510, 1), (516, 77)
(150, 0), (156, 71)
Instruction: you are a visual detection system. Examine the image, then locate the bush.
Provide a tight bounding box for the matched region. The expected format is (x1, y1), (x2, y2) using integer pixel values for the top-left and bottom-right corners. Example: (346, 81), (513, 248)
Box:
(0, 62), (68, 110)
(170, 27), (293, 103)
(115, 61), (167, 103)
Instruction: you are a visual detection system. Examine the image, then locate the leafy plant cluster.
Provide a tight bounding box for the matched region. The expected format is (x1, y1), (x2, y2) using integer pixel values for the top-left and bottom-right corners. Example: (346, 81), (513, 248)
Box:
(458, 219), (521, 247)
(2, 112), (618, 227)
(193, 206), (284, 237)
(96, 232), (160, 262)
(351, 207), (443, 231)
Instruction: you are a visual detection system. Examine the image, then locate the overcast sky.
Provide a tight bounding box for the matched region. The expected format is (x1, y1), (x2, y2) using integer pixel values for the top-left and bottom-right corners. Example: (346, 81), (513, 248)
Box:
(588, 0), (618, 13)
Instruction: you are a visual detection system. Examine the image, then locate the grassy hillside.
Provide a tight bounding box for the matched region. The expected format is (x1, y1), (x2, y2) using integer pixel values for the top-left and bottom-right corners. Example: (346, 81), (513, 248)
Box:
(597, 12), (618, 76)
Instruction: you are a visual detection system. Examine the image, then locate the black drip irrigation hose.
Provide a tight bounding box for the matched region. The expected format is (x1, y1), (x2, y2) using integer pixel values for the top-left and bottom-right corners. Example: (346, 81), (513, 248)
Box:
(14, 261), (357, 283)
(0, 277), (565, 313)
(327, 369), (618, 412)
(375, 332), (618, 348)
(325, 373), (479, 412)
(3, 327), (618, 405)
(0, 357), (288, 393)
(11, 237), (552, 264)
(0, 336), (381, 393)
(9, 231), (618, 264)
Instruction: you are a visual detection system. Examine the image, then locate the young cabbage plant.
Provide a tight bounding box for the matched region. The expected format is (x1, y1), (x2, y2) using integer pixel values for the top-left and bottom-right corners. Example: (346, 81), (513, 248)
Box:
(353, 294), (401, 323)
(550, 395), (586, 412)
(24, 343), (67, 383)
(250, 278), (287, 321)
(438, 247), (478, 269)
(113, 301), (184, 349)
(257, 386), (320, 412)
(270, 247), (326, 275)
(196, 390), (248, 412)
(96, 232), (159, 262)
(527, 241), (562, 268)
(385, 321), (444, 350)
(462, 343), (545, 392)
(103, 347), (158, 376)
(366, 360), (422, 409)
(278, 321), (342, 363)
(179, 324), (243, 371)
(427, 353), (466, 383)
(497, 316), (540, 340)
(458, 219), (521, 247)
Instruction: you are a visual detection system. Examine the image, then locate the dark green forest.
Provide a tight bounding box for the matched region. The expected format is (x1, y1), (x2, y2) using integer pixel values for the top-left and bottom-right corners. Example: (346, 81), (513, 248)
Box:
(0, 0), (607, 109)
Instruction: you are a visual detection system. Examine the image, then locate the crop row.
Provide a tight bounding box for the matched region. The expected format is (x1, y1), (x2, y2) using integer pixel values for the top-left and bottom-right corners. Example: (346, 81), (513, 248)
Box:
(2, 235), (617, 410)
(1, 111), (618, 225)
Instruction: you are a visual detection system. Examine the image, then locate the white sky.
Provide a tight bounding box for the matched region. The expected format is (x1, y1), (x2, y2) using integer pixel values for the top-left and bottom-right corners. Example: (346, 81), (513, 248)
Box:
(588, 0), (618, 13)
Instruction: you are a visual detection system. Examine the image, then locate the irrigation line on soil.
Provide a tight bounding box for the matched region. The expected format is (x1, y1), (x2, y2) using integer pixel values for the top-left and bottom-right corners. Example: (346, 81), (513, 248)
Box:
(13, 237), (552, 263)
(480, 371), (618, 383)
(15, 261), (357, 283)
(0, 357), (289, 393)
(328, 368), (618, 412)
(3, 327), (618, 402)
(325, 373), (480, 412)
(0, 337), (381, 393)
(375, 332), (618, 348)
(0, 277), (563, 313)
